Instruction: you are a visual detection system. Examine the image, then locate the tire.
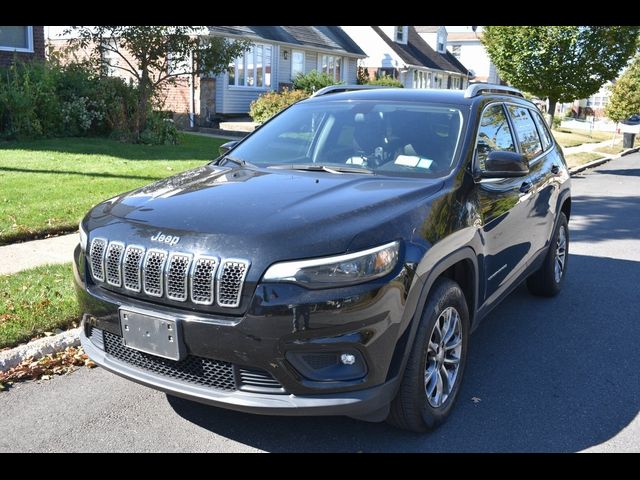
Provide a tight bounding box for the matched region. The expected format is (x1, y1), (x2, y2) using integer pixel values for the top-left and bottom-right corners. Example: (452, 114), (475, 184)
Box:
(387, 278), (470, 432)
(526, 212), (569, 297)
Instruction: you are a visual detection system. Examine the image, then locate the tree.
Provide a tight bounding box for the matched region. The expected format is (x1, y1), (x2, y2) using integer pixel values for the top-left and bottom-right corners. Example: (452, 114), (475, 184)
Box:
(482, 26), (640, 125)
(66, 26), (250, 139)
(605, 54), (640, 122)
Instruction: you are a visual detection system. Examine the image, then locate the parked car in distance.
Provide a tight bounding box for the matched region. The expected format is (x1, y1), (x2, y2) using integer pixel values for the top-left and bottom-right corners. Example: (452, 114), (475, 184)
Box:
(75, 84), (571, 432)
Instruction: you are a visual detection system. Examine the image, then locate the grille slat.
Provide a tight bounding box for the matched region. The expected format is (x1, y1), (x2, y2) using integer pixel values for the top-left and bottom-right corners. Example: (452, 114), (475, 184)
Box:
(166, 253), (192, 302)
(238, 367), (283, 392)
(105, 241), (125, 287)
(217, 260), (249, 308)
(190, 256), (218, 305)
(89, 238), (107, 282)
(123, 245), (145, 292)
(143, 249), (168, 297)
(102, 330), (236, 391)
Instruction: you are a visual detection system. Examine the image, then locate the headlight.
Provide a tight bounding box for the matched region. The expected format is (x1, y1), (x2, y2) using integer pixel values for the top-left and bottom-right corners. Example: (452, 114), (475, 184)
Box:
(263, 241), (400, 289)
(79, 220), (88, 251)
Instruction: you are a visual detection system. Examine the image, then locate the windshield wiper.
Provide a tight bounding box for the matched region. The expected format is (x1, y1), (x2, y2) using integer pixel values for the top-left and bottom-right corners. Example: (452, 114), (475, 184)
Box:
(215, 155), (257, 169)
(269, 164), (374, 175)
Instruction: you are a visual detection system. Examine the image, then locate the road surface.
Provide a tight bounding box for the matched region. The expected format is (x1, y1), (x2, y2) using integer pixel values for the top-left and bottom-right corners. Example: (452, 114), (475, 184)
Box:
(2, 153), (639, 452)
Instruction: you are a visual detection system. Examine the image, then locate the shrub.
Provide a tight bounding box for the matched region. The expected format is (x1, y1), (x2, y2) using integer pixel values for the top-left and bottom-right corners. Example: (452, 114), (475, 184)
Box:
(357, 65), (370, 85)
(0, 59), (139, 140)
(0, 61), (60, 139)
(293, 70), (342, 93)
(249, 88), (309, 123)
(139, 111), (179, 145)
(552, 116), (562, 129)
(367, 75), (403, 88)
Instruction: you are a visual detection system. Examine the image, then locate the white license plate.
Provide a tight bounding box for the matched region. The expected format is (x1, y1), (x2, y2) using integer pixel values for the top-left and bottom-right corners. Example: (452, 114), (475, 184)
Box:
(119, 308), (184, 361)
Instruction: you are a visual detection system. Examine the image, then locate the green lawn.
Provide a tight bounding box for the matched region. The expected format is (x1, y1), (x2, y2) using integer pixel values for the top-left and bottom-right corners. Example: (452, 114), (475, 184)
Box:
(564, 152), (605, 169)
(0, 263), (79, 349)
(552, 128), (615, 148)
(0, 133), (225, 245)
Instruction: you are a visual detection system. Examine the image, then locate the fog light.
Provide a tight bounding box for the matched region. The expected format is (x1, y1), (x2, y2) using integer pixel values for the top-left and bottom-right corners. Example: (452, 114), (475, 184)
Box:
(286, 350), (367, 382)
(340, 353), (356, 365)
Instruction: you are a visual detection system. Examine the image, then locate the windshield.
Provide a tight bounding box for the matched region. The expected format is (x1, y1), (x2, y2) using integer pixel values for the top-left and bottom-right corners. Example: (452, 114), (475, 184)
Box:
(228, 100), (465, 178)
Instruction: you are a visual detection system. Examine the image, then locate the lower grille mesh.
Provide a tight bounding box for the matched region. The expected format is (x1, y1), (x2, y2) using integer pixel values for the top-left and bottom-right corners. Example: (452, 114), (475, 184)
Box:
(102, 330), (236, 391)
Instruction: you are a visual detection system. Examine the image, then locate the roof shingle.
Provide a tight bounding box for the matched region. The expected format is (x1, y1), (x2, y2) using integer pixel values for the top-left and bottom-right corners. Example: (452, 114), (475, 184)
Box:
(207, 26), (365, 56)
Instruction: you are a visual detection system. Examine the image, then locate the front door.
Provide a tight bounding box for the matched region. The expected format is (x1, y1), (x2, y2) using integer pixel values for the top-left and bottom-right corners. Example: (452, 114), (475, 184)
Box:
(474, 103), (534, 303)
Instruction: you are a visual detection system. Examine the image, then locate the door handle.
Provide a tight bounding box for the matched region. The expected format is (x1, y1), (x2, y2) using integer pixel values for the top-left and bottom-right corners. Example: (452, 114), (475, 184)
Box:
(520, 181), (532, 194)
(551, 164), (560, 174)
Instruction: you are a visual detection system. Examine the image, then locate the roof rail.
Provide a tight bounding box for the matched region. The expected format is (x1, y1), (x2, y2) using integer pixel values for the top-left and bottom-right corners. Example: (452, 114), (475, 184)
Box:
(464, 83), (525, 99)
(311, 84), (392, 97)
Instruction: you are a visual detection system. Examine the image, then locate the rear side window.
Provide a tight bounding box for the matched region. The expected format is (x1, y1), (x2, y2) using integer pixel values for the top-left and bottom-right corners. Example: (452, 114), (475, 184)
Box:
(476, 104), (516, 170)
(507, 105), (543, 160)
(530, 108), (553, 150)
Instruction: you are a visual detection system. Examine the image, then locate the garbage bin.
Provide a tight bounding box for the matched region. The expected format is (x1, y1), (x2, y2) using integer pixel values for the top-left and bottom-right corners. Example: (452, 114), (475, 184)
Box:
(623, 132), (636, 148)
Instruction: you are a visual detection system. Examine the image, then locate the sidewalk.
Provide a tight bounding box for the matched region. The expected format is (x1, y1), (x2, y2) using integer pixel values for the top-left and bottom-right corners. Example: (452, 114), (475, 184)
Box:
(562, 138), (619, 156)
(0, 233), (78, 276)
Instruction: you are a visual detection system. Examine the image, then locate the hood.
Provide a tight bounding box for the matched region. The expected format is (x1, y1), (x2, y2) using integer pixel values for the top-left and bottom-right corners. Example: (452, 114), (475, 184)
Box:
(87, 164), (443, 276)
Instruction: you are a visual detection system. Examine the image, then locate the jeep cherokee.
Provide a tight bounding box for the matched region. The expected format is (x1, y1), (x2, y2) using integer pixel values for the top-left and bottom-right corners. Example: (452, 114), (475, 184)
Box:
(75, 84), (571, 432)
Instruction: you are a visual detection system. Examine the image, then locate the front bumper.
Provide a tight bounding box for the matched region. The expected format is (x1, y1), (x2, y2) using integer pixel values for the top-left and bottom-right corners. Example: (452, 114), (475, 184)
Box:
(80, 326), (399, 417)
(74, 243), (419, 417)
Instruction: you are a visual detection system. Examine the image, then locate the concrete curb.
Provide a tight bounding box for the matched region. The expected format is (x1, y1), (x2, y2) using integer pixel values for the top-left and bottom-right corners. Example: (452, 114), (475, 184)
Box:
(569, 146), (639, 176)
(0, 328), (81, 372)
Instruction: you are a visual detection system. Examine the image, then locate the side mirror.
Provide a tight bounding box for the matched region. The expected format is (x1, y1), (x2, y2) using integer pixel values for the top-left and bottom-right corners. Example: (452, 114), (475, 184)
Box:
(219, 140), (239, 156)
(480, 151), (529, 178)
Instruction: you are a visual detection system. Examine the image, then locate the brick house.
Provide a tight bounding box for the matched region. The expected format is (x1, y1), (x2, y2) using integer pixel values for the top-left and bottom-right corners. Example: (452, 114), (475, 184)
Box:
(48, 26), (366, 129)
(0, 26), (45, 67)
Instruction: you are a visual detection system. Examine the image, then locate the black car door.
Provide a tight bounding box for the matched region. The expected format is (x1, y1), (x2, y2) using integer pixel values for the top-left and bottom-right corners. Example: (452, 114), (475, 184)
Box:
(474, 103), (534, 304)
(505, 104), (555, 259)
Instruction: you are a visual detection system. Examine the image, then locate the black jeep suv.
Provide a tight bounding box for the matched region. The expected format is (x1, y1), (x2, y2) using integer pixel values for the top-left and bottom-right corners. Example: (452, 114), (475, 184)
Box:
(75, 84), (571, 431)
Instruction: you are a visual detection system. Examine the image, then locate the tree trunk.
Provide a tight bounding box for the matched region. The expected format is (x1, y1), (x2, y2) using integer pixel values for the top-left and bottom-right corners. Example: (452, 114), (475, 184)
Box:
(133, 66), (151, 141)
(547, 97), (558, 128)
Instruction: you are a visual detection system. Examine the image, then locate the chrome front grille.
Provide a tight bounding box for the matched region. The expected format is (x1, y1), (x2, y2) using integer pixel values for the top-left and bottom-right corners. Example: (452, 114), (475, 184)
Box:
(166, 253), (192, 302)
(217, 260), (249, 308)
(123, 245), (145, 292)
(89, 238), (107, 282)
(88, 237), (249, 308)
(190, 256), (218, 305)
(143, 249), (168, 297)
(105, 241), (125, 287)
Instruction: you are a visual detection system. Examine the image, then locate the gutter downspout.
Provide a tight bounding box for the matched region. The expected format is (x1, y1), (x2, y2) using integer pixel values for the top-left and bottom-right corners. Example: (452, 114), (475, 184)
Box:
(189, 50), (195, 129)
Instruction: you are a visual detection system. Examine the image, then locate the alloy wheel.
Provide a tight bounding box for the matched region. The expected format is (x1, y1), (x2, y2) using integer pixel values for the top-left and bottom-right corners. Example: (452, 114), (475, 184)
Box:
(425, 306), (463, 408)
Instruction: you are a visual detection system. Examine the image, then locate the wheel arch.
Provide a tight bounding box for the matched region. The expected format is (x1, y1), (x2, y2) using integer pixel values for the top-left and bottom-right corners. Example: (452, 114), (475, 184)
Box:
(386, 246), (479, 383)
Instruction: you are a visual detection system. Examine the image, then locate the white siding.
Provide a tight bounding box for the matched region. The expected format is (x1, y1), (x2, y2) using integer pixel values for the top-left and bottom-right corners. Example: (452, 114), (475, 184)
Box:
(341, 26), (404, 69)
(346, 57), (358, 83)
(277, 45), (292, 86)
(305, 51), (317, 73)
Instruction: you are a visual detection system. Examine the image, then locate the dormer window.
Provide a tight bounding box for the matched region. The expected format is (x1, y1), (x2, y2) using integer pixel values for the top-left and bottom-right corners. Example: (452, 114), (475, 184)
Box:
(395, 26), (406, 43)
(437, 34), (445, 53)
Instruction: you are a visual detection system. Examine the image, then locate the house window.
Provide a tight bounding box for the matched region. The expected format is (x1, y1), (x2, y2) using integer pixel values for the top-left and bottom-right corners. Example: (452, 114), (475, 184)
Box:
(167, 51), (190, 75)
(228, 44), (273, 89)
(100, 40), (118, 77)
(319, 55), (342, 81)
(291, 50), (305, 80)
(395, 26), (405, 43)
(0, 26), (33, 52)
(451, 45), (461, 59)
(437, 34), (444, 53)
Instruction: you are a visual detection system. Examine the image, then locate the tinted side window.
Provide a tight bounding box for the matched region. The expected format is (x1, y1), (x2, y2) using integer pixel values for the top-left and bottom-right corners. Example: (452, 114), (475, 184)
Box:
(507, 105), (542, 160)
(476, 104), (516, 170)
(530, 108), (553, 150)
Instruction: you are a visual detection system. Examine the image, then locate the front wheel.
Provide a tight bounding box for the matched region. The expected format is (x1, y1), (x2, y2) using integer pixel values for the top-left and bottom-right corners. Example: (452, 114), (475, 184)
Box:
(387, 278), (470, 432)
(527, 212), (569, 297)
